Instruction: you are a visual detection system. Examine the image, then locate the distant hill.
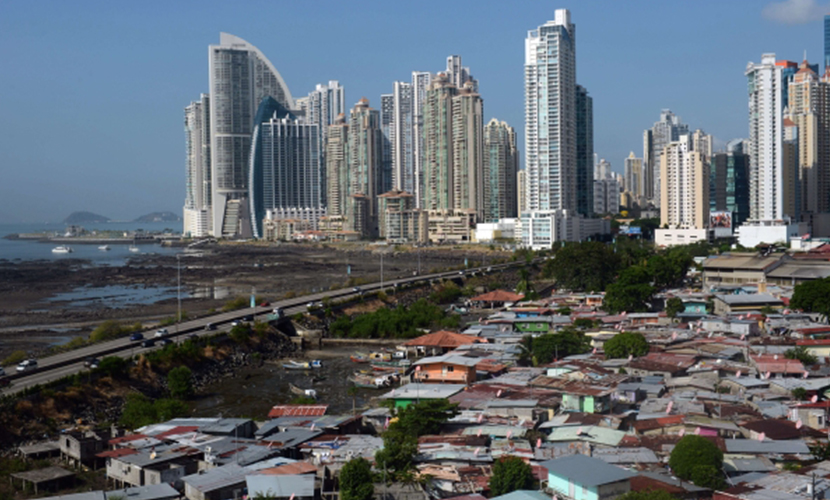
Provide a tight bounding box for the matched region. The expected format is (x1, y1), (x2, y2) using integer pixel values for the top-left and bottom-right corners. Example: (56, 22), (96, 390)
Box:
(134, 211), (182, 223)
(63, 211), (111, 224)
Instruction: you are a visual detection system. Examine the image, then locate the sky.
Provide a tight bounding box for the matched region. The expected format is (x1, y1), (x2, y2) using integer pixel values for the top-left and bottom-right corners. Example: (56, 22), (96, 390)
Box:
(0, 0), (828, 223)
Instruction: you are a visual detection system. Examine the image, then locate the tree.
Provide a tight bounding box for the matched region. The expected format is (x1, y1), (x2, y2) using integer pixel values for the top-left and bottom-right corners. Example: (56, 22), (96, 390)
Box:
(374, 427), (418, 480)
(646, 247), (692, 289)
(603, 266), (655, 314)
(530, 328), (591, 364)
(785, 346), (818, 367)
(668, 435), (723, 483)
(573, 318), (596, 329)
(617, 491), (679, 500)
(665, 297), (684, 318)
(791, 277), (830, 319)
(339, 458), (375, 500)
(95, 356), (130, 379)
(515, 268), (538, 300)
(395, 400), (460, 437)
(90, 320), (128, 343)
(488, 456), (534, 497)
(690, 464), (726, 490)
(167, 366), (194, 399)
(604, 332), (649, 359)
(542, 241), (621, 292)
(120, 393), (189, 430)
(811, 442), (830, 461)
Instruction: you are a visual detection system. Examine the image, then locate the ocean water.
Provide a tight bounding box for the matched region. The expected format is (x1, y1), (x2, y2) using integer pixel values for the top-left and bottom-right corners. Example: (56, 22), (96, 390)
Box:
(0, 222), (183, 264)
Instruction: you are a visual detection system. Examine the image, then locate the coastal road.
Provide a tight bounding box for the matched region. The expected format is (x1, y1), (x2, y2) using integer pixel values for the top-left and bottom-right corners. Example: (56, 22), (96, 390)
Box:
(1, 260), (523, 394)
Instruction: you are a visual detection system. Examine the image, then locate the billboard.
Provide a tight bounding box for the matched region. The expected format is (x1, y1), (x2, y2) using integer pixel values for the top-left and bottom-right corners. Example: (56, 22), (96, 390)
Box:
(710, 211), (733, 238)
(619, 225), (642, 236)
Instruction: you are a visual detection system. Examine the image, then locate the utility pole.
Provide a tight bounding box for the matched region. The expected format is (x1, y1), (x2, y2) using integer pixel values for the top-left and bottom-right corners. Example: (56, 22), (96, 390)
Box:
(380, 253), (384, 293)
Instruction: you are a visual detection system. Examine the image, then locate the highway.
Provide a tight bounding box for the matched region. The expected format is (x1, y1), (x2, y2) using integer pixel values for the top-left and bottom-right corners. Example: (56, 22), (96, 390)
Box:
(1, 260), (521, 395)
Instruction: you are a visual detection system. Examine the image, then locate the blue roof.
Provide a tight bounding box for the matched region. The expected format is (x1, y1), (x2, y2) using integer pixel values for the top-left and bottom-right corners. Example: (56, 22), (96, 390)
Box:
(539, 454), (634, 487)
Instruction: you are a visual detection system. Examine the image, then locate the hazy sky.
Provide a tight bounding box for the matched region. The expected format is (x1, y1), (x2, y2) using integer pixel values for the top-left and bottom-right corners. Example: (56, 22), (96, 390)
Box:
(0, 0), (827, 223)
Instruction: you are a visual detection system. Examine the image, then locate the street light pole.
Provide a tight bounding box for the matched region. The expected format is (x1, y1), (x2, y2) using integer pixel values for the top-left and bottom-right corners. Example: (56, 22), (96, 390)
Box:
(380, 253), (384, 293)
(176, 254), (181, 334)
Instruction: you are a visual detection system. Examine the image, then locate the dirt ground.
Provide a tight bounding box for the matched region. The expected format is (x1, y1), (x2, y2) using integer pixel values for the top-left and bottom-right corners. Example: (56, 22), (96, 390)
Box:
(0, 242), (510, 359)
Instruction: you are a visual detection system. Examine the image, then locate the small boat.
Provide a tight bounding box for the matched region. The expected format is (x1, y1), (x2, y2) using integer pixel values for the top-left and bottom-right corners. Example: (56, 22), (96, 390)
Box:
(350, 353), (370, 363)
(370, 359), (412, 370)
(283, 359), (323, 370)
(349, 372), (397, 389)
(98, 245), (110, 251)
(128, 245), (140, 253)
(52, 245), (73, 254)
(368, 352), (392, 362)
(289, 383), (317, 399)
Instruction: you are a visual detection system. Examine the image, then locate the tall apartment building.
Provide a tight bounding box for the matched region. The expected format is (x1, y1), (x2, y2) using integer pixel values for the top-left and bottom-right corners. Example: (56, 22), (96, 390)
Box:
(411, 71), (432, 208)
(208, 33), (295, 237)
(347, 98), (383, 237)
(746, 53), (795, 221)
(787, 59), (830, 215)
(517, 169), (527, 217)
(660, 135), (709, 230)
(483, 119), (518, 222)
(183, 94), (212, 237)
(380, 93), (395, 194)
(422, 74), (457, 212)
(643, 110), (689, 206)
(381, 82), (415, 194)
(452, 83), (485, 219)
(575, 85), (594, 216)
(248, 97), (322, 239)
(690, 129), (713, 161)
(623, 152), (643, 201)
(325, 114), (349, 218)
(710, 142), (750, 226)
(525, 10), (578, 213)
(593, 159), (619, 215)
(446, 55), (478, 93)
(299, 81), (345, 207)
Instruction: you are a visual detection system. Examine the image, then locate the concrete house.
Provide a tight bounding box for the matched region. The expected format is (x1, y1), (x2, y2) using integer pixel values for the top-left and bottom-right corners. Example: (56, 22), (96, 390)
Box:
(540, 454), (634, 500)
(60, 429), (111, 468)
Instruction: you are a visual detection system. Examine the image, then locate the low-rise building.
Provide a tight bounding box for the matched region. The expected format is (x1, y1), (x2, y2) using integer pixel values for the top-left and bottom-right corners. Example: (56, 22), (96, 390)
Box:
(540, 454), (634, 500)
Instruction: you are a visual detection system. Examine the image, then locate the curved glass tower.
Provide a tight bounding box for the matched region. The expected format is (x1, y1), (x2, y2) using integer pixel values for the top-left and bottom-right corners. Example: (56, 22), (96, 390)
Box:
(209, 33), (295, 237)
(248, 97), (322, 238)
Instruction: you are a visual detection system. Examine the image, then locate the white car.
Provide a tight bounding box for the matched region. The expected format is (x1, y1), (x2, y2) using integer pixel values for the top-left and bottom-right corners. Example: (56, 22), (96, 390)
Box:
(154, 328), (169, 338)
(16, 359), (38, 372)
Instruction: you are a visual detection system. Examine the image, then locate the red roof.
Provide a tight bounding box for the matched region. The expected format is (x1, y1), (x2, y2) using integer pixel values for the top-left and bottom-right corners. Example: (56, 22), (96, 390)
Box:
(154, 426), (199, 440)
(96, 448), (138, 459)
(268, 405), (328, 419)
(403, 331), (481, 348)
(109, 434), (148, 445)
(797, 338), (830, 346)
(470, 289), (525, 303)
(255, 462), (318, 475)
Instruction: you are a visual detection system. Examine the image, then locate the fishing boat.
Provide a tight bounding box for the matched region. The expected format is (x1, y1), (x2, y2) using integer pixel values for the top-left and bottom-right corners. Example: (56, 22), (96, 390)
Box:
(370, 359), (412, 371)
(52, 245), (73, 254)
(350, 352), (370, 363)
(368, 352), (392, 362)
(283, 359), (323, 370)
(98, 245), (110, 251)
(348, 372), (396, 389)
(128, 245), (140, 253)
(289, 383), (317, 399)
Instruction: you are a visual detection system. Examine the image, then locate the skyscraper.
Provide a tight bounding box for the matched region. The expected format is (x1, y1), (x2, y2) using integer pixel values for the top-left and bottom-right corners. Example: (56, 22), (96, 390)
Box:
(593, 159), (619, 215)
(517, 169), (527, 217)
(411, 71), (432, 208)
(787, 59), (830, 215)
(208, 33), (295, 237)
(826, 15), (830, 71)
(380, 93), (394, 194)
(452, 82), (485, 219)
(446, 55), (478, 93)
(347, 98), (383, 237)
(660, 135), (709, 230)
(643, 110), (689, 206)
(575, 85), (594, 217)
(325, 114), (349, 218)
(623, 152), (643, 201)
(710, 142), (750, 226)
(483, 119), (519, 222)
(525, 9), (577, 213)
(746, 53), (793, 220)
(391, 82), (414, 194)
(183, 94), (212, 237)
(423, 74), (457, 212)
(248, 97), (322, 239)
(300, 81), (345, 149)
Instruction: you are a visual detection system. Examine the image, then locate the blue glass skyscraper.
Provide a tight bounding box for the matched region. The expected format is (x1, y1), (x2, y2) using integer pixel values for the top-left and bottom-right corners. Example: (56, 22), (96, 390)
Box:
(825, 15), (830, 71)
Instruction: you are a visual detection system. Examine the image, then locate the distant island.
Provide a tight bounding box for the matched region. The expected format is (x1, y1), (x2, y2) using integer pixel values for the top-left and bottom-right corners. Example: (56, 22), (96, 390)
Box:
(63, 211), (111, 224)
(134, 211), (181, 223)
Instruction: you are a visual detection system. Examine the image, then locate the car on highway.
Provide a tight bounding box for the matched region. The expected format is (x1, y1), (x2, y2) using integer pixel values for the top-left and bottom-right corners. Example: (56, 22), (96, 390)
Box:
(352, 287), (362, 293)
(259, 301), (270, 307)
(272, 307), (284, 318)
(83, 357), (100, 369)
(231, 320), (241, 327)
(16, 359), (37, 372)
(130, 332), (144, 342)
(0, 367), (5, 377)
(142, 339), (156, 348)
(205, 323), (216, 331)
(160, 338), (173, 346)
(154, 328), (169, 338)
(243, 315), (254, 321)
(0, 376), (9, 388)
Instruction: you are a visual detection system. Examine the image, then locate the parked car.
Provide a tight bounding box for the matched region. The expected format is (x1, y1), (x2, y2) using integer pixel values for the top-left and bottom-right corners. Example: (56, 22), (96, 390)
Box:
(130, 332), (144, 341)
(83, 357), (100, 369)
(16, 359), (37, 372)
(205, 323), (216, 331)
(142, 339), (156, 348)
(154, 328), (169, 338)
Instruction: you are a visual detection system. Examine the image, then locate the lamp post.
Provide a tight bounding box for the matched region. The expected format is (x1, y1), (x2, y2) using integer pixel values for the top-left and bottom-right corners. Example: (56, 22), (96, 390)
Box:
(176, 254), (182, 334)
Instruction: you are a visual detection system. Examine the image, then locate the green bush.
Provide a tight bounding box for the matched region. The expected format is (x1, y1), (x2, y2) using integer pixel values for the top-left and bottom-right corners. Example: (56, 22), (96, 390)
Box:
(95, 356), (130, 379)
(429, 283), (462, 304)
(604, 332), (650, 359)
(330, 299), (459, 339)
(167, 366), (194, 399)
(668, 435), (723, 483)
(339, 458), (374, 500)
(120, 393), (189, 430)
(222, 296), (249, 312)
(90, 320), (128, 343)
(2, 350), (27, 366)
(489, 456), (535, 497)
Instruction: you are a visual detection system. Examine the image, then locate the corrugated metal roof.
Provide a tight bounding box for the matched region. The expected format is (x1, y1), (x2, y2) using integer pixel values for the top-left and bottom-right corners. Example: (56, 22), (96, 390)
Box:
(539, 454), (634, 487)
(245, 474), (315, 498)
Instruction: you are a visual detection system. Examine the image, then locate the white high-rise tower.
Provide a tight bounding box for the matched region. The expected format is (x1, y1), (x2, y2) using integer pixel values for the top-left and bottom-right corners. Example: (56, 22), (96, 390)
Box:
(524, 9), (577, 212)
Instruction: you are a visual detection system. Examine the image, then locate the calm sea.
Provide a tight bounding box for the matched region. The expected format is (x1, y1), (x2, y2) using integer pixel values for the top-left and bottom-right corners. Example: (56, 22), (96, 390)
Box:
(0, 222), (184, 264)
